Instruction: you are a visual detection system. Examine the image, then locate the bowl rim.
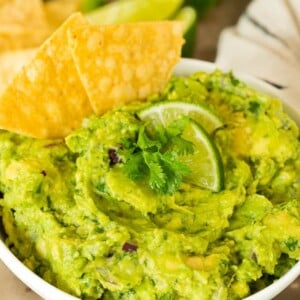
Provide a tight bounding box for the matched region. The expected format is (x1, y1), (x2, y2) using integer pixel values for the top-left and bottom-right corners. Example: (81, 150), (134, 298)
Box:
(1, 57), (300, 300)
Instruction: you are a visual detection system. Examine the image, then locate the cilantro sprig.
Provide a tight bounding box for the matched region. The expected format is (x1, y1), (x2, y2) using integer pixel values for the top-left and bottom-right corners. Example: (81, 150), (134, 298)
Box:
(119, 118), (194, 195)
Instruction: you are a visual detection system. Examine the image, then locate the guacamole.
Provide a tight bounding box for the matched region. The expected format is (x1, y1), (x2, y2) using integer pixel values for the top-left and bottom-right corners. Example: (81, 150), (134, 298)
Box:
(1, 70), (300, 299)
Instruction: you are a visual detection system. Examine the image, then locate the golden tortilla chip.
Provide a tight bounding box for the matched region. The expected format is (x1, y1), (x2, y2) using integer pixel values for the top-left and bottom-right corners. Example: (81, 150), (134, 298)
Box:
(0, 13), (93, 139)
(68, 21), (184, 114)
(0, 28), (48, 52)
(0, 0), (51, 51)
(0, 0), (46, 27)
(0, 48), (36, 95)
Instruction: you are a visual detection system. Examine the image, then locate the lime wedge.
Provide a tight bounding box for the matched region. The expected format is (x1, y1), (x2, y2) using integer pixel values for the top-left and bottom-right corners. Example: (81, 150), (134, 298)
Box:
(80, 0), (105, 13)
(138, 101), (222, 135)
(173, 6), (197, 57)
(181, 119), (224, 191)
(138, 101), (224, 191)
(85, 0), (184, 25)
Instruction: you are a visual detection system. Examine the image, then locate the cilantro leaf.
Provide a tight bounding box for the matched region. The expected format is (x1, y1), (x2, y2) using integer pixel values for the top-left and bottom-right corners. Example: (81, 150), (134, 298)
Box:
(159, 151), (191, 195)
(154, 117), (194, 155)
(123, 152), (148, 180)
(137, 126), (161, 151)
(143, 152), (167, 192)
(119, 119), (194, 195)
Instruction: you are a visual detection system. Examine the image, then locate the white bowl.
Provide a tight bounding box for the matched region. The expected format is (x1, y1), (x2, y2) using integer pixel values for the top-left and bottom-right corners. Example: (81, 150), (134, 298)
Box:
(1, 58), (300, 300)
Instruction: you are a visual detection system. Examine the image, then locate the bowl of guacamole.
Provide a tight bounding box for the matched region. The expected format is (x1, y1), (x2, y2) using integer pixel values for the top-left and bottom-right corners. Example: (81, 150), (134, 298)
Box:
(1, 58), (300, 300)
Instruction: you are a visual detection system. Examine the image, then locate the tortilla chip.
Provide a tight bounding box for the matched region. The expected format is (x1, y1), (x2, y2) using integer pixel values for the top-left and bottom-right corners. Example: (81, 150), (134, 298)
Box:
(0, 28), (49, 52)
(0, 0), (46, 27)
(68, 21), (184, 114)
(0, 48), (36, 95)
(0, 13), (93, 139)
(0, 0), (51, 51)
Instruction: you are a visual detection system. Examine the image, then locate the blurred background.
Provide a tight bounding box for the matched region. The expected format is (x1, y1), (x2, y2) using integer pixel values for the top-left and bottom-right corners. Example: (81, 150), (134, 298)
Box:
(0, 0), (254, 96)
(0, 0), (251, 59)
(193, 0), (251, 60)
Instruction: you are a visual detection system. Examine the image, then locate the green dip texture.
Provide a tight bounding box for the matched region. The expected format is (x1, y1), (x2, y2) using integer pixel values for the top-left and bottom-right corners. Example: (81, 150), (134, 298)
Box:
(1, 70), (300, 299)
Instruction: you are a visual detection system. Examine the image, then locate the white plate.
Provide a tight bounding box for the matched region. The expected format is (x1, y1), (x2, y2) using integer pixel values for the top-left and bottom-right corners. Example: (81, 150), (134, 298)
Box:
(1, 58), (300, 300)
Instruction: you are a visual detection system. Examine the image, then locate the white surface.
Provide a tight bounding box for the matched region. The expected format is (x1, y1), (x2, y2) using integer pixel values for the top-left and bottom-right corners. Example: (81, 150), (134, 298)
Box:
(1, 58), (300, 299)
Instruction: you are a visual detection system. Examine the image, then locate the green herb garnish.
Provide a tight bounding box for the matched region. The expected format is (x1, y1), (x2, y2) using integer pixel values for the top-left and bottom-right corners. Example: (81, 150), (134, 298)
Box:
(119, 118), (194, 195)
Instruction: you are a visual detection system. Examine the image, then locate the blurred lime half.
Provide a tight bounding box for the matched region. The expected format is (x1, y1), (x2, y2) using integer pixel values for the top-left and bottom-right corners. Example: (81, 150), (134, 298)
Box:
(86, 0), (184, 24)
(80, 0), (105, 13)
(173, 6), (197, 57)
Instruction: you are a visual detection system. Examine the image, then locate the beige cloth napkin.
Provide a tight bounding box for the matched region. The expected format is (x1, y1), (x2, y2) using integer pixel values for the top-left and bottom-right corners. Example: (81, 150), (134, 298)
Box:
(215, 0), (300, 110)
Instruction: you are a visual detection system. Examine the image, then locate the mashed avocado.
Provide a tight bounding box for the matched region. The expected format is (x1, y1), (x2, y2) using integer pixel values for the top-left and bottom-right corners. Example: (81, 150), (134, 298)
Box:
(1, 70), (300, 299)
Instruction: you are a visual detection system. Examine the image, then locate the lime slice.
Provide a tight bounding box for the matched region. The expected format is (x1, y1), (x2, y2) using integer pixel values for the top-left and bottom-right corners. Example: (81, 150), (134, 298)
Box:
(85, 0), (184, 25)
(80, 0), (105, 13)
(180, 119), (224, 191)
(173, 6), (197, 57)
(138, 101), (224, 191)
(138, 101), (222, 135)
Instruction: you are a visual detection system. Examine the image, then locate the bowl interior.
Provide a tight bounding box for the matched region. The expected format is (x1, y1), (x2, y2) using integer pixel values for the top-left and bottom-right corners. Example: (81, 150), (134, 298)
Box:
(1, 58), (300, 300)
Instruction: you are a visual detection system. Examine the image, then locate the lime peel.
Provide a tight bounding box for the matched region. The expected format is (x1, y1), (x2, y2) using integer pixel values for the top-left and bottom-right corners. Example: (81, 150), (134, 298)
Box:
(181, 120), (224, 191)
(86, 0), (184, 24)
(138, 101), (223, 135)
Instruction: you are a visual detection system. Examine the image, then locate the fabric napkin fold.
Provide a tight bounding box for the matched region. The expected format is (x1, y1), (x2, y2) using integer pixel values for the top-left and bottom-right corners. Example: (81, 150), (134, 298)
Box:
(215, 0), (300, 109)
